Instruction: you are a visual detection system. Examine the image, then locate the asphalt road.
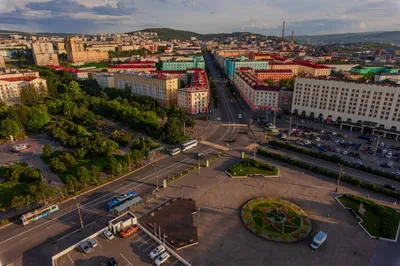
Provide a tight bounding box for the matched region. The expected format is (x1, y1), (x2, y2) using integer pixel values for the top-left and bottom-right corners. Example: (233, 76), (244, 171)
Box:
(0, 144), (220, 266)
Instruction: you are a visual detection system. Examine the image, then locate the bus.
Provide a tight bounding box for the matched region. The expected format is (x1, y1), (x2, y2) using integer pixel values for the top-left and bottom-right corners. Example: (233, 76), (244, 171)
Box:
(107, 191), (137, 212)
(20, 204), (59, 226)
(180, 140), (198, 151)
(170, 148), (181, 156)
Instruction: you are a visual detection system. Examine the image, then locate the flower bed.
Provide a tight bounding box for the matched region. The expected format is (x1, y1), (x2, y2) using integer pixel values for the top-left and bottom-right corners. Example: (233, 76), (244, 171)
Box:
(241, 197), (312, 242)
(227, 159), (278, 177)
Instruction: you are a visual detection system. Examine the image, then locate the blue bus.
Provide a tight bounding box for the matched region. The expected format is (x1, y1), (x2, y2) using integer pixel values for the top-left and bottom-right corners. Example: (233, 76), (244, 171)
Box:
(107, 191), (137, 211)
(21, 204), (59, 226)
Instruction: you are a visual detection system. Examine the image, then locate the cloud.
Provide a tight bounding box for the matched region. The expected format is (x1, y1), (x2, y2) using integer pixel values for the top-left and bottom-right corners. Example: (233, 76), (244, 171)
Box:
(181, 0), (196, 8)
(26, 0), (137, 16)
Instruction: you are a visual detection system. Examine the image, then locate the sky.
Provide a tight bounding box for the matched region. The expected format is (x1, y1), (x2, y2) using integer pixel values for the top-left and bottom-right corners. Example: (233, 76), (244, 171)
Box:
(0, 0), (399, 35)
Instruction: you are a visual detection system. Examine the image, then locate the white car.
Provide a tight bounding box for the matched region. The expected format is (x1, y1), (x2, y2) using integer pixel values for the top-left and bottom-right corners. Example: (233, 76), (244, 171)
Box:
(149, 245), (166, 260)
(380, 142), (385, 147)
(342, 150), (348, 155)
(305, 141), (311, 145)
(331, 132), (337, 136)
(388, 161), (394, 167)
(103, 229), (114, 240)
(334, 140), (340, 143)
(386, 154), (392, 159)
(382, 150), (388, 154)
(314, 137), (320, 142)
(216, 117), (221, 121)
(300, 119), (305, 123)
(237, 114), (243, 119)
(155, 252), (170, 266)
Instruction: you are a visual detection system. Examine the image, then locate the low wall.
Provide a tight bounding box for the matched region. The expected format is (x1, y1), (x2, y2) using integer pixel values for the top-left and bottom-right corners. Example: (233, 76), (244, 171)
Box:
(225, 169), (280, 179)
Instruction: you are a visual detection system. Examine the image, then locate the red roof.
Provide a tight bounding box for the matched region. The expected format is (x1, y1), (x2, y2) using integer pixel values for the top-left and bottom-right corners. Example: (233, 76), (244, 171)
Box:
(254, 85), (281, 91)
(0, 77), (38, 82)
(109, 65), (156, 69)
(237, 67), (254, 71)
(47, 65), (86, 73)
(150, 70), (186, 74)
(272, 55), (288, 61)
(120, 60), (156, 66)
(254, 70), (293, 73)
(294, 60), (331, 69)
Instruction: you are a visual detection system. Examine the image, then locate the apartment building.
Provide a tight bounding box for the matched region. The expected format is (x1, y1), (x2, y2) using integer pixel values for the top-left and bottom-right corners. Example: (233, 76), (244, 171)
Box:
(150, 70), (188, 84)
(350, 66), (398, 75)
(270, 61), (331, 76)
(93, 73), (115, 88)
(233, 70), (279, 111)
(292, 77), (400, 135)
(0, 77), (47, 103)
(47, 65), (88, 80)
(162, 56), (205, 71)
(0, 56), (5, 69)
(225, 56), (269, 79)
(114, 72), (179, 106)
(65, 37), (109, 63)
(32, 42), (59, 66)
(254, 70), (293, 83)
(375, 73), (400, 84)
(108, 65), (156, 73)
(178, 70), (209, 114)
(0, 69), (39, 79)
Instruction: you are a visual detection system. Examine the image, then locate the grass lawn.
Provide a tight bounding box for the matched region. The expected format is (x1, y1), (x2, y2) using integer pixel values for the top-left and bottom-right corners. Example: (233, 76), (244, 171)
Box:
(0, 182), (31, 207)
(194, 115), (209, 121)
(338, 194), (400, 240)
(228, 159), (278, 177)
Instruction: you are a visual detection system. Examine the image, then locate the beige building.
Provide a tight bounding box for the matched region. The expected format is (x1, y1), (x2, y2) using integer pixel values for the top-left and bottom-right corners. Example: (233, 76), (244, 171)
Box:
(0, 77), (47, 103)
(93, 73), (115, 88)
(65, 37), (109, 63)
(0, 56), (5, 69)
(292, 77), (400, 134)
(114, 72), (179, 106)
(178, 87), (209, 114)
(54, 42), (66, 54)
(0, 69), (39, 79)
(32, 42), (59, 66)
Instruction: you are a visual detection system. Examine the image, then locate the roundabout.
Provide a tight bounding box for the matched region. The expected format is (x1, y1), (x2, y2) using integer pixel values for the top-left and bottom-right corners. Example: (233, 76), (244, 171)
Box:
(241, 197), (312, 242)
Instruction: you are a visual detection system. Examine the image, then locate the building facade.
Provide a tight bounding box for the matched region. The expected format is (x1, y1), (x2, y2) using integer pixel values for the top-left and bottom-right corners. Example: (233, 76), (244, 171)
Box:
(65, 37), (109, 63)
(225, 57), (269, 79)
(291, 77), (400, 133)
(108, 65), (156, 73)
(0, 77), (47, 103)
(93, 73), (115, 88)
(0, 56), (5, 69)
(351, 66), (398, 75)
(162, 56), (205, 71)
(254, 70), (293, 83)
(178, 87), (209, 114)
(32, 42), (59, 66)
(114, 72), (179, 106)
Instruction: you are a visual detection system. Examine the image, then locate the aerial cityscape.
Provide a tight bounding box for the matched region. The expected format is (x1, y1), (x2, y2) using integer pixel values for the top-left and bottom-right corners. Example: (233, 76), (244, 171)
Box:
(1, 1), (400, 266)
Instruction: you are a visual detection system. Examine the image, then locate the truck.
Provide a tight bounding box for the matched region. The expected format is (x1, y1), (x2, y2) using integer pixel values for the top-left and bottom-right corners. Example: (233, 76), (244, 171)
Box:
(310, 231), (327, 249)
(120, 225), (139, 238)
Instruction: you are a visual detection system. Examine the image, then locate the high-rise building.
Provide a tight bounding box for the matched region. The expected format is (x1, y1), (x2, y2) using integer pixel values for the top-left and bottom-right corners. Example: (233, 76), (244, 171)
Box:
(178, 70), (209, 114)
(32, 42), (59, 66)
(65, 37), (109, 63)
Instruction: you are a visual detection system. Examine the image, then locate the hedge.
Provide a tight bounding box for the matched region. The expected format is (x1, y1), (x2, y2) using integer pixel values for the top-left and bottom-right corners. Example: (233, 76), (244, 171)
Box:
(269, 140), (400, 182)
(257, 148), (400, 199)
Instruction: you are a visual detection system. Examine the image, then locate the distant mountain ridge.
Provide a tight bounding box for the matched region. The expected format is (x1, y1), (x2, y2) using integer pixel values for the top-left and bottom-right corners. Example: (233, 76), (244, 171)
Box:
(291, 31), (400, 45)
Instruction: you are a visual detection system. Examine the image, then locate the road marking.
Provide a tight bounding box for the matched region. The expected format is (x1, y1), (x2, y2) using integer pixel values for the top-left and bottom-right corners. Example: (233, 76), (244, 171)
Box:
(142, 242), (157, 252)
(19, 236), (28, 242)
(200, 141), (229, 151)
(95, 237), (102, 247)
(67, 252), (74, 263)
(120, 253), (132, 266)
(133, 233), (150, 244)
(56, 221), (97, 242)
(170, 260), (179, 266)
(138, 238), (151, 248)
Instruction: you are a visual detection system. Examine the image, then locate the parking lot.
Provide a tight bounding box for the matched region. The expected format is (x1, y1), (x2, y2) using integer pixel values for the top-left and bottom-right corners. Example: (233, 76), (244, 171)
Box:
(56, 228), (181, 266)
(262, 117), (400, 174)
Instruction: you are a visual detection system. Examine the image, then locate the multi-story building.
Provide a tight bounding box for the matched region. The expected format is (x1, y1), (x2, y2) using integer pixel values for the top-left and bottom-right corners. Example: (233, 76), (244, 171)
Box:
(374, 73), (400, 84)
(292, 77), (400, 136)
(270, 61), (331, 76)
(65, 37), (109, 63)
(47, 65), (88, 80)
(53, 42), (66, 54)
(0, 56), (5, 69)
(178, 69), (209, 114)
(233, 70), (280, 111)
(32, 42), (59, 66)
(150, 70), (188, 84)
(0, 77), (47, 103)
(0, 69), (39, 79)
(225, 56), (269, 79)
(108, 65), (156, 73)
(162, 56), (205, 71)
(254, 70), (294, 83)
(351, 66), (399, 75)
(247, 52), (273, 61)
(114, 72), (179, 106)
(93, 73), (115, 88)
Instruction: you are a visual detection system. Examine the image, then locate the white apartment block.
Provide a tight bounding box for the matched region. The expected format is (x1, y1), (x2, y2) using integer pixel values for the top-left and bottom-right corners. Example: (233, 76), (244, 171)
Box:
(292, 77), (400, 134)
(93, 73), (115, 88)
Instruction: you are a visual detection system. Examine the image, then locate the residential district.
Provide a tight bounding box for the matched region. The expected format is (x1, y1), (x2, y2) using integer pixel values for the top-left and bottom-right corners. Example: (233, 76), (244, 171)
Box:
(0, 26), (400, 266)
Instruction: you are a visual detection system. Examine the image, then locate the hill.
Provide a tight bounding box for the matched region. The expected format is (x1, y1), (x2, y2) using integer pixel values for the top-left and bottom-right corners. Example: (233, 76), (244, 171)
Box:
(128, 27), (264, 41)
(0, 30), (81, 37)
(292, 31), (400, 45)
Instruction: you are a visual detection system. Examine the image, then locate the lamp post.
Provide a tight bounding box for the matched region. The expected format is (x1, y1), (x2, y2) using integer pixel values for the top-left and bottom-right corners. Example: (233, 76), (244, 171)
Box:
(335, 164), (344, 192)
(288, 116), (293, 141)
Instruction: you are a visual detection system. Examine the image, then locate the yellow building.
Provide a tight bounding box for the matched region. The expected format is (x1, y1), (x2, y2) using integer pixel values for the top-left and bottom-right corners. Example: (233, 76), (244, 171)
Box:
(65, 37), (109, 63)
(32, 42), (59, 66)
(114, 72), (179, 106)
(0, 77), (47, 103)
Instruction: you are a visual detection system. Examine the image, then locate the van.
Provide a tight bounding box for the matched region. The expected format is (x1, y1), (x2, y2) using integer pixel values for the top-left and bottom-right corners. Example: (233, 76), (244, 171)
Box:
(79, 241), (92, 254)
(170, 148), (181, 156)
(310, 231), (327, 249)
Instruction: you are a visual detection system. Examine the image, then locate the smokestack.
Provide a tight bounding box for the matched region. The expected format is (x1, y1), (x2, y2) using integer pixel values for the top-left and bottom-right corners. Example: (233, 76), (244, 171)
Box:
(281, 21), (285, 49)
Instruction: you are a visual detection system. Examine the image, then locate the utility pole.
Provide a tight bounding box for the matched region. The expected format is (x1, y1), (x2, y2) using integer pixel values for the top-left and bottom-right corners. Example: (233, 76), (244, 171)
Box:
(77, 202), (83, 228)
(128, 152), (131, 171)
(198, 160), (201, 175)
(253, 139), (257, 160)
(183, 120), (186, 135)
(288, 116), (293, 141)
(336, 164), (344, 192)
(273, 108), (277, 128)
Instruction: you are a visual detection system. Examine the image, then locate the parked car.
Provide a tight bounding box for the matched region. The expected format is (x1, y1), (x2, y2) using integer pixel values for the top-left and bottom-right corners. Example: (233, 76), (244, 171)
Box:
(380, 142), (385, 147)
(103, 229), (115, 240)
(149, 245), (166, 260)
(310, 231), (327, 250)
(342, 150), (348, 155)
(155, 252), (170, 266)
(331, 132), (337, 136)
(88, 238), (98, 248)
(120, 225), (139, 238)
(107, 258), (118, 266)
(79, 241), (91, 254)
(314, 137), (320, 142)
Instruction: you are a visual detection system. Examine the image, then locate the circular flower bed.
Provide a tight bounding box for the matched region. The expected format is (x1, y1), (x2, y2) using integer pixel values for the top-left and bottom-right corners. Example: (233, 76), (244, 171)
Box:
(241, 197), (312, 242)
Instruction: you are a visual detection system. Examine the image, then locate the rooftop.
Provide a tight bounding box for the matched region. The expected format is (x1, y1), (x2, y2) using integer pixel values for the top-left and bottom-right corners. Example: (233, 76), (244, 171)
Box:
(254, 69), (293, 73)
(296, 75), (400, 88)
(0, 76), (39, 82)
(109, 65), (156, 69)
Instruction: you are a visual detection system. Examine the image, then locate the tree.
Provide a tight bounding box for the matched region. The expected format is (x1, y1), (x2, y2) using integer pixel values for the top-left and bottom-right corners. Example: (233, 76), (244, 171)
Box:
(279, 78), (295, 89)
(42, 144), (53, 157)
(0, 118), (21, 139)
(11, 196), (26, 210)
(62, 153), (76, 168)
(19, 84), (40, 105)
(77, 166), (91, 187)
(73, 147), (87, 159)
(90, 165), (101, 184)
(65, 175), (79, 193)
(66, 81), (82, 98)
(130, 149), (143, 168)
(50, 158), (67, 172)
(163, 117), (186, 144)
(263, 79), (275, 86)
(21, 167), (41, 183)
(27, 107), (51, 131)
(24, 195), (32, 208)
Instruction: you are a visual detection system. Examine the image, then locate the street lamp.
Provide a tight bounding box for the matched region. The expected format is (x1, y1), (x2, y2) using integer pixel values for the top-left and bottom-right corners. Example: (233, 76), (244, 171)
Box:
(335, 164), (344, 192)
(288, 116), (294, 141)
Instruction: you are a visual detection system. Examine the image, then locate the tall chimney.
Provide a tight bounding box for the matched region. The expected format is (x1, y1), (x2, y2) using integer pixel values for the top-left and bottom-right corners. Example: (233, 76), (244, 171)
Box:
(281, 21), (285, 49)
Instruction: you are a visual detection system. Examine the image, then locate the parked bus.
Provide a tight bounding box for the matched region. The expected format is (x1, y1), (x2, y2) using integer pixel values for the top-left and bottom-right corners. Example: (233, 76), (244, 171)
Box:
(107, 191), (136, 212)
(180, 140), (198, 151)
(20, 204), (59, 226)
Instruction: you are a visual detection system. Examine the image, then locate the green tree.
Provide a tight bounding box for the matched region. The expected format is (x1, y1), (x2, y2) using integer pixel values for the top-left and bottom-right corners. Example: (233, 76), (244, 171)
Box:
(65, 175), (79, 193)
(62, 153), (76, 168)
(263, 79), (275, 86)
(27, 107), (51, 131)
(73, 147), (87, 159)
(130, 149), (143, 168)
(163, 117), (186, 144)
(11, 196), (26, 210)
(66, 81), (82, 98)
(77, 166), (91, 187)
(50, 158), (68, 172)
(42, 144), (53, 157)
(0, 118), (21, 139)
(21, 167), (41, 183)
(29, 181), (55, 204)
(19, 84), (40, 105)
(24, 195), (32, 208)
(6, 170), (20, 186)
(90, 165), (101, 184)
(279, 78), (295, 89)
